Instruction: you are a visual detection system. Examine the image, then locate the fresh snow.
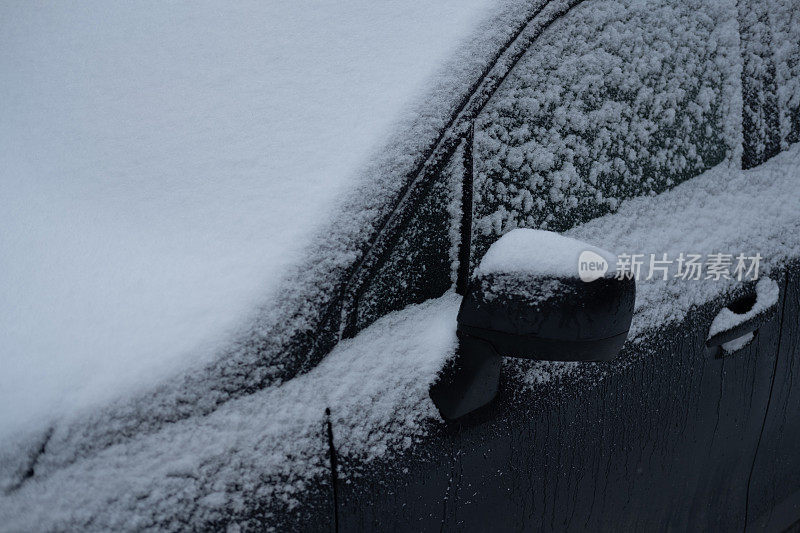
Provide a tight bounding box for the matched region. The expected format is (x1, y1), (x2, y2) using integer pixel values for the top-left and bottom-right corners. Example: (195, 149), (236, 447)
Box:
(770, 0), (800, 146)
(473, 0), (742, 259)
(720, 332), (755, 354)
(3, 141), (799, 532)
(0, 0), (561, 496)
(568, 147), (800, 338)
(2, 0), (799, 526)
(0, 0), (497, 438)
(476, 228), (616, 278)
(707, 277), (780, 340)
(0, 293), (463, 530)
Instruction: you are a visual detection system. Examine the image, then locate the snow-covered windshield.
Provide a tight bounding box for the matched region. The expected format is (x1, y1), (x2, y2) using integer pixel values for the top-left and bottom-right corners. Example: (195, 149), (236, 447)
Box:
(0, 0), (495, 438)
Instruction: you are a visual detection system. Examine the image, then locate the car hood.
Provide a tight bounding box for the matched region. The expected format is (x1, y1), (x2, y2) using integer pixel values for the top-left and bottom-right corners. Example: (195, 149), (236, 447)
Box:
(0, 0), (503, 439)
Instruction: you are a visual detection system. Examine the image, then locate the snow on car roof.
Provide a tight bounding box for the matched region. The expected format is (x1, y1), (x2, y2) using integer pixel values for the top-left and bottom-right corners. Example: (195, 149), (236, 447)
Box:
(0, 0), (501, 439)
(4, 141), (799, 532)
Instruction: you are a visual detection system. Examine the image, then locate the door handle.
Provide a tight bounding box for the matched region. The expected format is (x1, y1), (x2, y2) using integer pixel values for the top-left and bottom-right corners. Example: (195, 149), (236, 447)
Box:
(706, 277), (779, 355)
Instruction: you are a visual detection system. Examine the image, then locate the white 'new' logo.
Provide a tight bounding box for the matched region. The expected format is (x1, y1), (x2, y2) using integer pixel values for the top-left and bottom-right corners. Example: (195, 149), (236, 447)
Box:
(578, 250), (608, 282)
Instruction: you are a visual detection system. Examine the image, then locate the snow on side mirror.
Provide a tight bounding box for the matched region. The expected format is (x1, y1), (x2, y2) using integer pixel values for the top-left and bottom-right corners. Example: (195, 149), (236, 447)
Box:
(430, 229), (635, 420)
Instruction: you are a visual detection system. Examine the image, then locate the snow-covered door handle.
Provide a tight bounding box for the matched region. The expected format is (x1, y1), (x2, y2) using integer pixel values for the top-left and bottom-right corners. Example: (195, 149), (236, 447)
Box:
(706, 277), (780, 355)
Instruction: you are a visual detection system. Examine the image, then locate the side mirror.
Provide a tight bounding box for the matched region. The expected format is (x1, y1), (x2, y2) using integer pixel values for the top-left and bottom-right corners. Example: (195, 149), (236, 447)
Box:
(430, 229), (635, 420)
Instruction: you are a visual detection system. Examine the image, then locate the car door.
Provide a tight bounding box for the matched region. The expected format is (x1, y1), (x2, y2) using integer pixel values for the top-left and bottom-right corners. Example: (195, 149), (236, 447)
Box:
(730, 0), (800, 527)
(747, 260), (800, 531)
(333, 281), (787, 531)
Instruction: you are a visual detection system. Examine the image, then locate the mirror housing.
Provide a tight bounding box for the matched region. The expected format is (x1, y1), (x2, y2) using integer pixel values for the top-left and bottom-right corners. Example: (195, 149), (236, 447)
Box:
(430, 229), (635, 420)
(458, 272), (635, 362)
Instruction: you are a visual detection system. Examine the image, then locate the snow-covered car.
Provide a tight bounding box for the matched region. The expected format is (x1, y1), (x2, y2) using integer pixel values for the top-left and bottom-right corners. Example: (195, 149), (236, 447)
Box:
(1, 0), (799, 530)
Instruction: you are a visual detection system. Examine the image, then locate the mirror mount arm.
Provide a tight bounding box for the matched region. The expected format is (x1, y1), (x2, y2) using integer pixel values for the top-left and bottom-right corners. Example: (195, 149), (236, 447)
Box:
(429, 326), (629, 421)
(429, 332), (502, 421)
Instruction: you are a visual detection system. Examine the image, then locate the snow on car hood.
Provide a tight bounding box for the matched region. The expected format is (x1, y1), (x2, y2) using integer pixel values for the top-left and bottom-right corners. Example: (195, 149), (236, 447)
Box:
(0, 0), (498, 437)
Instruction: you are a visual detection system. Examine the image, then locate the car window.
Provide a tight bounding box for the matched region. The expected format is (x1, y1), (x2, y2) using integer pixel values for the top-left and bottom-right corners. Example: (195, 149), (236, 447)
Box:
(350, 0), (744, 334)
(470, 0), (741, 266)
(769, 0), (800, 147)
(739, 0), (781, 168)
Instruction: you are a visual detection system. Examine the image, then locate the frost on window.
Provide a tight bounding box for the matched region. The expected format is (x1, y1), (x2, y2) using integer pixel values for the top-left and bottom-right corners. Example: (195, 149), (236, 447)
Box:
(739, 0), (780, 169)
(471, 0), (741, 265)
(769, 0), (800, 146)
(354, 147), (462, 333)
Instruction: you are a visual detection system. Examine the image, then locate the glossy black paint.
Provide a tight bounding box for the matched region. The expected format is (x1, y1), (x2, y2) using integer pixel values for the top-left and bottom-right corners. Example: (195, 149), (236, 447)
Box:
(429, 333), (503, 421)
(748, 261), (800, 531)
(458, 274), (635, 354)
(333, 271), (793, 531)
(431, 272), (635, 419)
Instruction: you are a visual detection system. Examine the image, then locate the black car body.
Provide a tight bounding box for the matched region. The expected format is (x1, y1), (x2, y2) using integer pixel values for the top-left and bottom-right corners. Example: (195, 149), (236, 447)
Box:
(2, 0), (799, 530)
